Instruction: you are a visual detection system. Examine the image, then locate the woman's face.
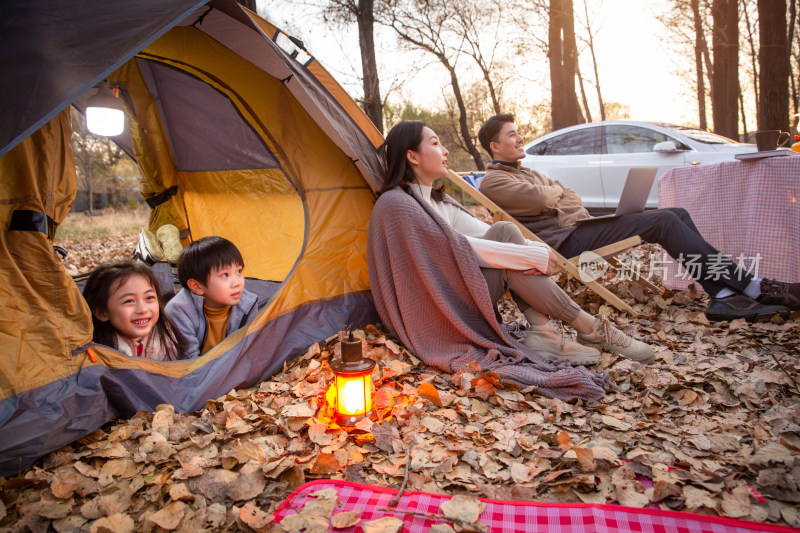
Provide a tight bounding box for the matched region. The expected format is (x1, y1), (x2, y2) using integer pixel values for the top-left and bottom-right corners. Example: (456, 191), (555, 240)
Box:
(407, 127), (449, 186)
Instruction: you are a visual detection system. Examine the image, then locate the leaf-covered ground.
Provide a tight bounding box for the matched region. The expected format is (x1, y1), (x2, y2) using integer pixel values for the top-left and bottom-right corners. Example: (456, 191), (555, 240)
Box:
(2, 221), (799, 532)
(55, 208), (148, 276)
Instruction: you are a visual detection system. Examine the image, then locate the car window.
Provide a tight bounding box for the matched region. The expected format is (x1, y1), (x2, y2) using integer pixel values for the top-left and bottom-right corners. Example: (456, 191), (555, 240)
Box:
(603, 125), (683, 154)
(670, 127), (740, 145)
(526, 127), (599, 156)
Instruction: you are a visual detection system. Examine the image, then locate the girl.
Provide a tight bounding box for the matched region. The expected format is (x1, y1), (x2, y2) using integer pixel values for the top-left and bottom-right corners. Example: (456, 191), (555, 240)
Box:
(367, 121), (655, 402)
(83, 262), (189, 361)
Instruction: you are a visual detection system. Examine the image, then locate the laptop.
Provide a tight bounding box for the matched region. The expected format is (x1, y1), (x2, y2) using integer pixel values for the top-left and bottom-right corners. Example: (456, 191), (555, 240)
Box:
(575, 166), (658, 224)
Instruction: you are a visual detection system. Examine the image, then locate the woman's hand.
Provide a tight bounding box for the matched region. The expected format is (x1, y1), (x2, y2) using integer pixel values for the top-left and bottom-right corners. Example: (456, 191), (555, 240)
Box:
(524, 249), (558, 276)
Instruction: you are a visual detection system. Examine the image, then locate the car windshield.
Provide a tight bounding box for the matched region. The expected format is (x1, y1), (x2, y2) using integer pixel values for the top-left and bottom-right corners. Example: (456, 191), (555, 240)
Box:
(669, 127), (741, 145)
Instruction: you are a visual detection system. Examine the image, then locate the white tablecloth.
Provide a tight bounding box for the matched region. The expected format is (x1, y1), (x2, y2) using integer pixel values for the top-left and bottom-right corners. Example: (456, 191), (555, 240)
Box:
(657, 154), (800, 291)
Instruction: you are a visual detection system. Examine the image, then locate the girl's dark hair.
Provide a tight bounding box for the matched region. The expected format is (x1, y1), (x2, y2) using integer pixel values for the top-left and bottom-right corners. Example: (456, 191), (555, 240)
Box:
(379, 120), (445, 201)
(177, 236), (244, 289)
(83, 261), (189, 356)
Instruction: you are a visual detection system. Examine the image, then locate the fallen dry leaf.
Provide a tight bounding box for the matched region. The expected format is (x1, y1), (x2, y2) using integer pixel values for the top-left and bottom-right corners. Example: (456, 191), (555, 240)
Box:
(721, 484), (752, 518)
(330, 510), (361, 528)
(238, 502), (272, 530)
(147, 502), (185, 530)
(573, 447), (596, 471)
(310, 453), (342, 474)
(440, 494), (486, 524)
(360, 516), (404, 533)
(168, 482), (195, 502)
(417, 382), (443, 407)
(89, 513), (135, 533)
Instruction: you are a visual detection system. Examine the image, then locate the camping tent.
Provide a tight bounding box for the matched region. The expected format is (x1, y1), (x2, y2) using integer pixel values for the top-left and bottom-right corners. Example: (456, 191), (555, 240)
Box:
(0, 0), (385, 475)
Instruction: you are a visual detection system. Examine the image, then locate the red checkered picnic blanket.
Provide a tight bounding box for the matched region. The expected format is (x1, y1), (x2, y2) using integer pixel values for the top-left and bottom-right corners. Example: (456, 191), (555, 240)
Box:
(273, 479), (797, 533)
(657, 156), (800, 292)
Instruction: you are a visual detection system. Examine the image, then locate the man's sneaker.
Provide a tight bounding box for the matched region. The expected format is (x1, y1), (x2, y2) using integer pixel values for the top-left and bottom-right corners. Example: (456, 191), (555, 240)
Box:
(133, 228), (164, 265)
(524, 321), (600, 366)
(757, 279), (800, 310)
(577, 317), (655, 364)
(706, 294), (790, 322)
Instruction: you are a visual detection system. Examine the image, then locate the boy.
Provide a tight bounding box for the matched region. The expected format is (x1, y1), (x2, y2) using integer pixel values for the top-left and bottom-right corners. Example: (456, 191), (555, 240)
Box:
(166, 236), (258, 358)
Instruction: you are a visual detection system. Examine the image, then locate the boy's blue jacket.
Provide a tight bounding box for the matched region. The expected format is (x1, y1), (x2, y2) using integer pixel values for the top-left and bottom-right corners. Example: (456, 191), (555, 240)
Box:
(165, 288), (259, 358)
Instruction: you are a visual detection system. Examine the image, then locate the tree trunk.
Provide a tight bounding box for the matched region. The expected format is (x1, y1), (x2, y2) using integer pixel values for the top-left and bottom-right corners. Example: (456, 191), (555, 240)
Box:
(757, 0), (790, 131)
(479, 64), (502, 115)
(788, 0), (799, 130)
(582, 0), (605, 120)
(549, 0), (582, 130)
(691, 0), (708, 130)
(742, 0), (760, 117)
(443, 59), (484, 170)
(487, 76), (501, 115)
(356, 0), (384, 133)
(576, 63), (592, 123)
(711, 0), (739, 138)
(739, 83), (748, 137)
(86, 151), (94, 215)
(695, 0), (714, 125)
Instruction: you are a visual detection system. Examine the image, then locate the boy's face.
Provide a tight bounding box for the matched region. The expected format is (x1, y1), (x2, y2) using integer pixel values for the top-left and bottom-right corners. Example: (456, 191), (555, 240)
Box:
(189, 263), (244, 308)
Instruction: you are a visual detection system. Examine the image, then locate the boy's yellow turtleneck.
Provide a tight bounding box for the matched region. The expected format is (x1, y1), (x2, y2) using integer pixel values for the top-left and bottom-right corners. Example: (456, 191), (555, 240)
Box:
(201, 303), (231, 355)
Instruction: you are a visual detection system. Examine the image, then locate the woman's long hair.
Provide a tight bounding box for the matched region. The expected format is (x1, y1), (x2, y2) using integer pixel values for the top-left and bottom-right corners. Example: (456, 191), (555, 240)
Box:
(380, 120), (445, 200)
(83, 261), (189, 358)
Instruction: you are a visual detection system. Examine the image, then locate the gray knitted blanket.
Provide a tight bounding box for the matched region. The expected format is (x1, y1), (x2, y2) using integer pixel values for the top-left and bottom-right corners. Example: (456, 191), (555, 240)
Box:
(367, 187), (612, 402)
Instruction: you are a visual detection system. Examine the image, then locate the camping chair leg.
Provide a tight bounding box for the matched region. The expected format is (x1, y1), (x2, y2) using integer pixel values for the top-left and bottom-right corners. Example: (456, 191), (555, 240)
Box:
(567, 239), (666, 296)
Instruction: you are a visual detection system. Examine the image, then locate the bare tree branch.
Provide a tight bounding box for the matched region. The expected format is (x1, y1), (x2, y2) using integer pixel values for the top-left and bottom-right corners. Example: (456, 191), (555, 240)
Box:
(380, 0), (485, 169)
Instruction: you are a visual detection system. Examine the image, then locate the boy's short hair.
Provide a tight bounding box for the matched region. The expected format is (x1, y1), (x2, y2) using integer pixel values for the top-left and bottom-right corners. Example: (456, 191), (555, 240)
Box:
(478, 114), (515, 157)
(177, 236), (244, 288)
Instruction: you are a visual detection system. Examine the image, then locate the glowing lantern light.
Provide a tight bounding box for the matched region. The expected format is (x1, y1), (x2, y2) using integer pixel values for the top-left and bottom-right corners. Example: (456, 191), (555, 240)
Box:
(86, 80), (124, 136)
(328, 329), (375, 425)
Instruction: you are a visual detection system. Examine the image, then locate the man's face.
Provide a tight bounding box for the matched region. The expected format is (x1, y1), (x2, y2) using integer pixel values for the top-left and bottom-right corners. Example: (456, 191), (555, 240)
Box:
(490, 121), (525, 162)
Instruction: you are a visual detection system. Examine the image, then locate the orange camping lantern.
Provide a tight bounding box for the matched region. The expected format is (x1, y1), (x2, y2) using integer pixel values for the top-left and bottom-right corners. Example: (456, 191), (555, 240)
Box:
(328, 330), (375, 425)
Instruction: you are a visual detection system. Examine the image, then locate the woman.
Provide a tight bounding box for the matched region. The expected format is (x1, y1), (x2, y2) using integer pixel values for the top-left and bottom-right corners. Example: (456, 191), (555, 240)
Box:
(367, 121), (654, 402)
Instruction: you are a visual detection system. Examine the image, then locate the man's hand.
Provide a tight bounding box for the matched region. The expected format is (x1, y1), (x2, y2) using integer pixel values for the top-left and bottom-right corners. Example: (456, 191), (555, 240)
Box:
(524, 249), (558, 276)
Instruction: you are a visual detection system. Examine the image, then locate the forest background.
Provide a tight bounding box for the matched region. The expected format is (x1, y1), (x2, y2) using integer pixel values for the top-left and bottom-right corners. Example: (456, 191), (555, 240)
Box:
(71, 0), (798, 209)
(255, 0), (798, 170)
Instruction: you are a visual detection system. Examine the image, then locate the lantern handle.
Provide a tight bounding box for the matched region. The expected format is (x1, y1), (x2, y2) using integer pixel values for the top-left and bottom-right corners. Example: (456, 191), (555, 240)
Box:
(344, 324), (355, 342)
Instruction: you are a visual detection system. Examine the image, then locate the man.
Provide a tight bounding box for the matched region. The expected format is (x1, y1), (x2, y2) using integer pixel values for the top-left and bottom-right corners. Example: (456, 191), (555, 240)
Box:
(477, 114), (799, 321)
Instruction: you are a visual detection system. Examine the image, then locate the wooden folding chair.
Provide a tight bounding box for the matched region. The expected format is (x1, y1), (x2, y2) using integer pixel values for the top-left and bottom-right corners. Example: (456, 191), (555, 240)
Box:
(445, 170), (664, 317)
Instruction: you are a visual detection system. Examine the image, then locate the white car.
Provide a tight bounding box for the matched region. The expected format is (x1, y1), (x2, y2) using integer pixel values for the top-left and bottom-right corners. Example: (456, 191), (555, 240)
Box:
(519, 121), (758, 210)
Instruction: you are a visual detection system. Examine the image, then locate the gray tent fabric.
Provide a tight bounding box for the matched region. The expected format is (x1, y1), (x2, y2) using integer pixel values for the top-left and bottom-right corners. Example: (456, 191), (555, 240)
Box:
(247, 23), (387, 192)
(0, 0), (207, 158)
(367, 187), (613, 402)
(136, 59), (279, 172)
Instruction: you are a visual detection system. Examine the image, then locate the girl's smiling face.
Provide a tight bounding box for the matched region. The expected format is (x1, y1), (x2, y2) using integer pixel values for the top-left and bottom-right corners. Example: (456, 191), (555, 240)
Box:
(96, 273), (159, 341)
